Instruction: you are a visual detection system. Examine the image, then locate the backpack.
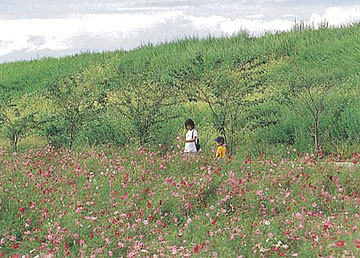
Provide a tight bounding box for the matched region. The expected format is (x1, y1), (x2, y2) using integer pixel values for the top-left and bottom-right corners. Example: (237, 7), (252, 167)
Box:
(192, 130), (201, 151)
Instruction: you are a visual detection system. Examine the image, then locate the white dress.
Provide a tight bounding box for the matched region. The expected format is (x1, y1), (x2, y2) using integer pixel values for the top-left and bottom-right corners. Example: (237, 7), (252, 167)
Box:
(184, 129), (198, 153)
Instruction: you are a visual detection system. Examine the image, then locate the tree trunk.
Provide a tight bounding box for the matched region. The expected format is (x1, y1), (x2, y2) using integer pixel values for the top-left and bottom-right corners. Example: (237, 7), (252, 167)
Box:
(314, 118), (319, 153)
(70, 121), (74, 150)
(13, 134), (18, 152)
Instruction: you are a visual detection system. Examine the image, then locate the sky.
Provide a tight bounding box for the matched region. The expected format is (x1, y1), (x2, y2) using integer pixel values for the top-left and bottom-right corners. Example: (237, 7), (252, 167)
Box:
(0, 0), (359, 63)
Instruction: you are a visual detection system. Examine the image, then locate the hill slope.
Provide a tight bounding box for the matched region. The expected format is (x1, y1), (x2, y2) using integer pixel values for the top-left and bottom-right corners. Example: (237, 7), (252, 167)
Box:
(1, 24), (360, 154)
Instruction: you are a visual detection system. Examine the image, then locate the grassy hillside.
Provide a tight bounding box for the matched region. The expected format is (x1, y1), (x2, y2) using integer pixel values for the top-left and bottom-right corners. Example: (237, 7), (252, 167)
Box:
(1, 24), (360, 155)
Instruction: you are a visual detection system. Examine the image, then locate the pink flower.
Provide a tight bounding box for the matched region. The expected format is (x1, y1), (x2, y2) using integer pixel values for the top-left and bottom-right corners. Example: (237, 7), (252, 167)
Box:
(255, 190), (263, 196)
(84, 216), (97, 221)
(323, 219), (331, 230)
(193, 244), (199, 254)
(184, 202), (193, 210)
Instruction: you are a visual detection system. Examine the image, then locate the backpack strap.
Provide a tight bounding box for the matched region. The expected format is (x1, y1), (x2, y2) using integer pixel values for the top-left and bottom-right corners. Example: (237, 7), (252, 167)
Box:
(192, 129), (198, 143)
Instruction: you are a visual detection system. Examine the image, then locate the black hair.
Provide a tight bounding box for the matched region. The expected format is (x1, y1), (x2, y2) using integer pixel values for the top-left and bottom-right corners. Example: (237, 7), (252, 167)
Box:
(184, 119), (195, 129)
(215, 136), (225, 145)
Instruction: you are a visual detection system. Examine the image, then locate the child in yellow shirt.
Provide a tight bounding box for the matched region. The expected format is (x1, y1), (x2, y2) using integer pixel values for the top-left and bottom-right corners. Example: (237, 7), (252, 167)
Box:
(214, 136), (226, 160)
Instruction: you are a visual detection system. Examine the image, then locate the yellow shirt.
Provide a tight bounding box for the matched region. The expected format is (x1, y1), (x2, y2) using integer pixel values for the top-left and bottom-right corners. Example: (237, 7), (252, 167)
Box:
(215, 145), (226, 159)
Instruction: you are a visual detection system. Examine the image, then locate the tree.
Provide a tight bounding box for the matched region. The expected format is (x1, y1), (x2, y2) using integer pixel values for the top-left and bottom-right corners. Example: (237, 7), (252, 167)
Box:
(175, 53), (270, 153)
(46, 64), (109, 149)
(0, 94), (44, 152)
(279, 65), (346, 153)
(108, 65), (181, 146)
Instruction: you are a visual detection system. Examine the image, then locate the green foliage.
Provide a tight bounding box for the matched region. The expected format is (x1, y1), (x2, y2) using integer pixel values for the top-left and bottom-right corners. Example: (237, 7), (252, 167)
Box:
(187, 52), (273, 153)
(108, 63), (183, 146)
(45, 64), (110, 148)
(0, 94), (49, 151)
(78, 108), (133, 147)
(1, 24), (360, 154)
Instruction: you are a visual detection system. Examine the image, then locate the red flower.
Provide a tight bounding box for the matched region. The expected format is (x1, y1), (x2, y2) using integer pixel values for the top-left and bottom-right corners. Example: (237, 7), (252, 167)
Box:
(193, 244), (199, 254)
(13, 243), (19, 249)
(149, 215), (154, 222)
(19, 207), (25, 213)
(355, 239), (360, 248)
(335, 240), (344, 247)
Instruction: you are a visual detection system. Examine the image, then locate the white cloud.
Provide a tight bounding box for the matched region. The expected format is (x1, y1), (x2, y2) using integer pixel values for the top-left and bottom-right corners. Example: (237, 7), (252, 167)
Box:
(310, 6), (360, 28)
(284, 14), (296, 18)
(220, 18), (293, 35)
(0, 11), (184, 57)
(246, 14), (264, 19)
(1, 4), (360, 62)
(186, 15), (228, 32)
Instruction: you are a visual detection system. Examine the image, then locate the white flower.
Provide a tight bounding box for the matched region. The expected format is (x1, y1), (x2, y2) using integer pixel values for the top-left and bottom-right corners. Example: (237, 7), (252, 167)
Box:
(264, 220), (270, 226)
(275, 240), (283, 247)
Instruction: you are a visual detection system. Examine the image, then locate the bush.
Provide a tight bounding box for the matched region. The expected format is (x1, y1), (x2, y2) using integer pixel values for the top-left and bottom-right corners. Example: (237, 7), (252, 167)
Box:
(77, 110), (132, 147)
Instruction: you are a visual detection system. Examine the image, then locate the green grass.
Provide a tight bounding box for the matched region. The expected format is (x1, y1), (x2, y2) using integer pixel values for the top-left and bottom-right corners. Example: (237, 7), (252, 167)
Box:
(1, 24), (360, 155)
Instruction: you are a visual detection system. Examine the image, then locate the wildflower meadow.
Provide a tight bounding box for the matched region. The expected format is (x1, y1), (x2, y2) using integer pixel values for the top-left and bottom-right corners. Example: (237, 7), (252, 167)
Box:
(1, 144), (360, 257)
(1, 21), (360, 258)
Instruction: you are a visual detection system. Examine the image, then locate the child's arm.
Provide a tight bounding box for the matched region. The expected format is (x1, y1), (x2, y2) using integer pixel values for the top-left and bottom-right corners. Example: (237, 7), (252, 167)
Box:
(215, 147), (220, 159)
(185, 130), (197, 143)
(184, 136), (196, 143)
